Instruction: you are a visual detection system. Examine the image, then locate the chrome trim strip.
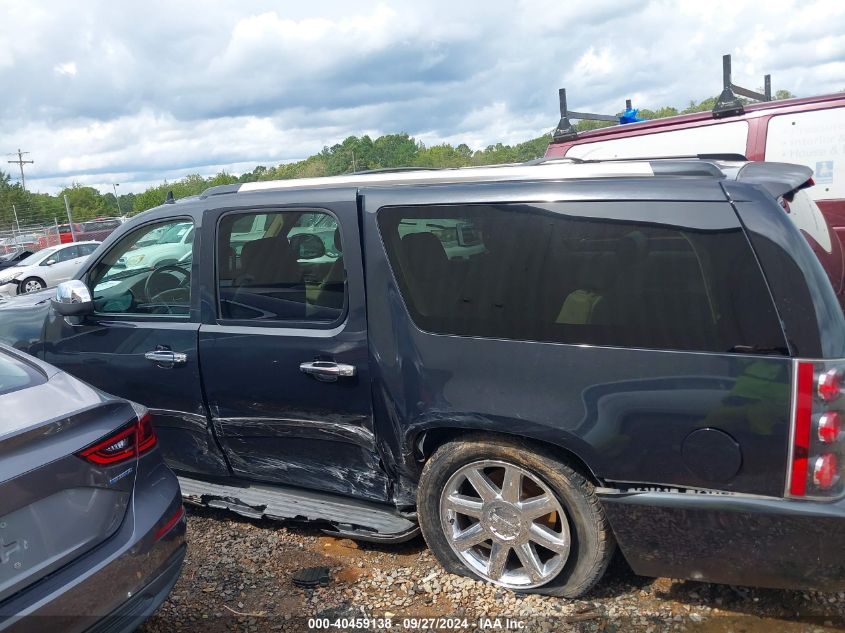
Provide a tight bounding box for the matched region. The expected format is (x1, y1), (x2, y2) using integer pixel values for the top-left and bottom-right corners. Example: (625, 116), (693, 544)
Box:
(784, 358), (801, 498)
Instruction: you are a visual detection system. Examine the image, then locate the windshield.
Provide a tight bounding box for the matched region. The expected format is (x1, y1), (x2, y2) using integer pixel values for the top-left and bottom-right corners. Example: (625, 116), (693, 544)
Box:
(15, 249), (52, 267)
(157, 223), (192, 244)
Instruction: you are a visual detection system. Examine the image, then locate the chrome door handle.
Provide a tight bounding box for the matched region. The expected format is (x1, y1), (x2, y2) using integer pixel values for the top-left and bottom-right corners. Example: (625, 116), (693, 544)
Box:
(299, 361), (356, 382)
(144, 349), (187, 367)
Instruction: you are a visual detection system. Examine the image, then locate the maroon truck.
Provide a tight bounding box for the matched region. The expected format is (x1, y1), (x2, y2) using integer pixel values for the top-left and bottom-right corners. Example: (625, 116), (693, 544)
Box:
(544, 54), (845, 306)
(75, 217), (122, 243)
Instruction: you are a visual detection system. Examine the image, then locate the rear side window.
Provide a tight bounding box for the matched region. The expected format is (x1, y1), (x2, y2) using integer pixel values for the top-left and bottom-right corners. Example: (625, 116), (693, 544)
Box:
(378, 204), (787, 354)
(0, 352), (44, 396)
(216, 209), (345, 324)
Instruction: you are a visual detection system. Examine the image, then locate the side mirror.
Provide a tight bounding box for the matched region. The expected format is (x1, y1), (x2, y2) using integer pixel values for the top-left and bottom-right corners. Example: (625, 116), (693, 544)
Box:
(290, 233), (326, 260)
(44, 259), (57, 267)
(52, 280), (94, 317)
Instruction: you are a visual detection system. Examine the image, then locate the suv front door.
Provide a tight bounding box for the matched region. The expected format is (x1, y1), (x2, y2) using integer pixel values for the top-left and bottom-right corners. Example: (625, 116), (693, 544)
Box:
(198, 188), (389, 502)
(42, 213), (230, 478)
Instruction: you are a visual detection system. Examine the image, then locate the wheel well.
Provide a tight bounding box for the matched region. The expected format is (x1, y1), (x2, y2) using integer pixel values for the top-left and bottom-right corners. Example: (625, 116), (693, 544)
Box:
(415, 427), (602, 487)
(18, 276), (45, 291)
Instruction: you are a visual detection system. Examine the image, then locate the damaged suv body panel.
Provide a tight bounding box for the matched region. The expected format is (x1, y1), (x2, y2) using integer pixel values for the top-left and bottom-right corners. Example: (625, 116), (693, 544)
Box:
(195, 187), (391, 502)
(2, 159), (845, 590)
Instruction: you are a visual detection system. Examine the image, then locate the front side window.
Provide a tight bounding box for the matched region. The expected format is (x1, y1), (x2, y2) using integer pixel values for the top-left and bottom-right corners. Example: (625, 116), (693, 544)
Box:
(51, 245), (79, 263)
(88, 219), (194, 316)
(378, 203), (787, 354)
(217, 209), (344, 324)
(78, 243), (99, 256)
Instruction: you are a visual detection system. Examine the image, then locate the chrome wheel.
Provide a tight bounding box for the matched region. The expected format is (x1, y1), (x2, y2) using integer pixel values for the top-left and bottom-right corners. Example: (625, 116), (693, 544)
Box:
(23, 279), (44, 293)
(439, 460), (570, 589)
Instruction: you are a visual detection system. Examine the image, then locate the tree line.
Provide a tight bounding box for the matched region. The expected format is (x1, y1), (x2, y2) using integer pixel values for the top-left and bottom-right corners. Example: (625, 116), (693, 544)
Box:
(0, 90), (794, 232)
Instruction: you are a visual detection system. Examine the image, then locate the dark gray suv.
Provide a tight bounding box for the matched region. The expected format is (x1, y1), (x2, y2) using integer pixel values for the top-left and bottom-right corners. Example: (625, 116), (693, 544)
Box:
(0, 157), (843, 597)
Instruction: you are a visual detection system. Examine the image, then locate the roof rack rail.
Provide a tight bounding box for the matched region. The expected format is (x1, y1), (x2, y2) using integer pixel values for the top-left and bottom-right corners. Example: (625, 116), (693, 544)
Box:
(523, 156), (584, 165)
(549, 55), (773, 141)
(713, 54), (772, 118)
(552, 89), (633, 143)
(577, 153), (748, 163)
(349, 166), (440, 175)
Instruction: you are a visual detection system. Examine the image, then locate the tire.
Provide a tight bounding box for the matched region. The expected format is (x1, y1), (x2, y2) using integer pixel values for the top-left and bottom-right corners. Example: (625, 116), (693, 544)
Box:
(417, 435), (615, 597)
(19, 277), (45, 294)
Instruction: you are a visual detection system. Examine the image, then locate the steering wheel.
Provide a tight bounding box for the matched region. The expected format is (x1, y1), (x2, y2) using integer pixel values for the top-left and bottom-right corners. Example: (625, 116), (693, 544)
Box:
(144, 264), (190, 312)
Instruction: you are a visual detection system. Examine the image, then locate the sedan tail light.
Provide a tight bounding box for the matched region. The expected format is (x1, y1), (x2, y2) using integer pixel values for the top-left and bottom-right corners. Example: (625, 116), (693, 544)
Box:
(79, 424), (137, 465)
(78, 412), (158, 466)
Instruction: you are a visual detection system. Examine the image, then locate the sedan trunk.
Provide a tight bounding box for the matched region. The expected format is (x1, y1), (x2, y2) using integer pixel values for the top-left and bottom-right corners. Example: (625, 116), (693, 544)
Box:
(0, 349), (138, 603)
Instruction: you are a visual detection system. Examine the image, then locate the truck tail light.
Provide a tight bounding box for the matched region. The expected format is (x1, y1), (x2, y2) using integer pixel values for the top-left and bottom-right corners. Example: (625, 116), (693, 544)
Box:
(818, 369), (842, 402)
(819, 412), (841, 444)
(814, 454), (839, 489)
(789, 360), (845, 498)
(78, 412), (157, 466)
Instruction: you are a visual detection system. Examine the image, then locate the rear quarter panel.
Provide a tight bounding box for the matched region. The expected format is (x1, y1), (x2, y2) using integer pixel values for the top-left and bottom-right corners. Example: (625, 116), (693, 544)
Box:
(362, 179), (792, 497)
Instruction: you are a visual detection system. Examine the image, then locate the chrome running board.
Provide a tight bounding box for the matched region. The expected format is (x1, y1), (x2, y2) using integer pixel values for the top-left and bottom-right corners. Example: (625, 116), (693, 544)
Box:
(178, 476), (418, 542)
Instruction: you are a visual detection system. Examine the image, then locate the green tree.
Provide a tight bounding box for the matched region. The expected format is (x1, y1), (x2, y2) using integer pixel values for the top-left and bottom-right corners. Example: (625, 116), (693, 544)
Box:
(60, 183), (110, 221)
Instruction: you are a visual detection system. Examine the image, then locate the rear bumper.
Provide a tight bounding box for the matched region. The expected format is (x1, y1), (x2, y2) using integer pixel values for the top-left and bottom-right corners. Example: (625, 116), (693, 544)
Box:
(600, 489), (845, 590)
(86, 545), (185, 633)
(0, 455), (186, 633)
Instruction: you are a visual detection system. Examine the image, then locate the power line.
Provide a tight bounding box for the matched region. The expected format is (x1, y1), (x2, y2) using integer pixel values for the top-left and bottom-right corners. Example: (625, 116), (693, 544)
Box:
(7, 149), (34, 192)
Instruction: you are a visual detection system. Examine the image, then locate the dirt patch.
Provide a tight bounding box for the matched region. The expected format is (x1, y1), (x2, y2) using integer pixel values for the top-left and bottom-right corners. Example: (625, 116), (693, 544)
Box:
(140, 507), (845, 632)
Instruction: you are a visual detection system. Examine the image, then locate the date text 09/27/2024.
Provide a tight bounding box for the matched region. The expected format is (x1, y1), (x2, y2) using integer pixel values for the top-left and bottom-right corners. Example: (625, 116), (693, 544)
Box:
(307, 617), (526, 630)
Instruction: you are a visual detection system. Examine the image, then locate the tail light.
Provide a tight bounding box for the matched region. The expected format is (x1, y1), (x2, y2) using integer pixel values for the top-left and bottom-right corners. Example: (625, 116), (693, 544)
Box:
(813, 454), (839, 489)
(154, 505), (185, 541)
(789, 360), (845, 498)
(137, 412), (157, 453)
(818, 412), (841, 444)
(79, 424), (137, 465)
(77, 412), (158, 466)
(818, 369), (841, 402)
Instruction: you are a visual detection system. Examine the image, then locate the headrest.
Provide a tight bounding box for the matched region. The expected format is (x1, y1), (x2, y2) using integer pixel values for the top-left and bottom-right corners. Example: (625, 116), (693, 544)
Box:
(334, 227), (342, 253)
(402, 232), (448, 267)
(617, 230), (648, 265)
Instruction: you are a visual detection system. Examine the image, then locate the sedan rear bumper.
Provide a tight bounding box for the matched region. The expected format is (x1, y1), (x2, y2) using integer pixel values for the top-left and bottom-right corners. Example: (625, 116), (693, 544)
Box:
(600, 489), (845, 591)
(86, 544), (186, 633)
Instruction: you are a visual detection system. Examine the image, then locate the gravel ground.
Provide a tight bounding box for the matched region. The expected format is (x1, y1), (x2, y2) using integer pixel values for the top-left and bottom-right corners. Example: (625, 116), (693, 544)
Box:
(140, 506), (845, 633)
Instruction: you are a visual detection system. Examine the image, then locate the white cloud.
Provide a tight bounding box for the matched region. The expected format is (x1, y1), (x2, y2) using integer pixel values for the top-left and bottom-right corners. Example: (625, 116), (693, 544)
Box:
(573, 47), (614, 77)
(0, 0), (843, 195)
(53, 61), (77, 76)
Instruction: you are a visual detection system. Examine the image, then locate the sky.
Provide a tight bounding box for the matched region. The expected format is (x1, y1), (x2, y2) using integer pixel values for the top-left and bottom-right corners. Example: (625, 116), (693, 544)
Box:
(1, 0), (844, 195)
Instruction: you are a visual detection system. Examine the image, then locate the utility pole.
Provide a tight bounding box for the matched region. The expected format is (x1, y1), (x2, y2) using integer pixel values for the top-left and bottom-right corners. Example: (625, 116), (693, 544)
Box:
(7, 149), (34, 192)
(113, 183), (122, 215)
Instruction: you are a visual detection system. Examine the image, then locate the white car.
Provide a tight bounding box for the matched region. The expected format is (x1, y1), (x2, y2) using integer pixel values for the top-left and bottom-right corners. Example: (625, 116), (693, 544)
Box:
(0, 241), (100, 298)
(117, 222), (194, 271)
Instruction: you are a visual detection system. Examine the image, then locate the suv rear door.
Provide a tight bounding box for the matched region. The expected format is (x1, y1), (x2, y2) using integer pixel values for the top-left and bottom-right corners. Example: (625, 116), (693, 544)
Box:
(197, 187), (390, 502)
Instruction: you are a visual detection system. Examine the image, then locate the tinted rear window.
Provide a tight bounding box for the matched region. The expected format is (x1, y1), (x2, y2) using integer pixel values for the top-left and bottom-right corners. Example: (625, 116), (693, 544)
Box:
(378, 203), (788, 354)
(0, 352), (45, 396)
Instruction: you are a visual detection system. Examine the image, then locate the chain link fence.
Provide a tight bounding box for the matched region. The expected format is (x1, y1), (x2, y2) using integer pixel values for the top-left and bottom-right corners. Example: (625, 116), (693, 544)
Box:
(0, 216), (125, 255)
